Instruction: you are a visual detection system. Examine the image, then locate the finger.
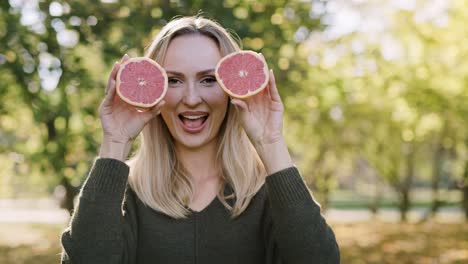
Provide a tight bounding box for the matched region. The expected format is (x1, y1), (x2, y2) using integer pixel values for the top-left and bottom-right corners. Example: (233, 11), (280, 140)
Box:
(105, 54), (129, 95)
(263, 82), (270, 97)
(258, 53), (273, 99)
(268, 69), (281, 102)
(151, 100), (165, 114)
(102, 79), (117, 108)
(121, 53), (130, 63)
(104, 54), (129, 103)
(231, 98), (249, 112)
(141, 100), (165, 122)
(106, 54), (129, 92)
(106, 61), (120, 94)
(106, 78), (117, 101)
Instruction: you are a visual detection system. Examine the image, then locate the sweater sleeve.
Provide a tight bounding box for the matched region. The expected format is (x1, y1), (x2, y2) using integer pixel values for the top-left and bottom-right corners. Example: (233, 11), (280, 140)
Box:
(263, 166), (340, 264)
(60, 158), (138, 264)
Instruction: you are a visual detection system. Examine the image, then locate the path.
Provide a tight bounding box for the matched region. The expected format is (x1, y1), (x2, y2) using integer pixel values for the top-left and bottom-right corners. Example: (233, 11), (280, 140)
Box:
(0, 199), (464, 224)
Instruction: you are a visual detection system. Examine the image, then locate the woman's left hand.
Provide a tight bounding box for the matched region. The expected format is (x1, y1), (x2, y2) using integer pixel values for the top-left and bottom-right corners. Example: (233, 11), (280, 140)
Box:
(231, 66), (293, 174)
(230, 67), (284, 148)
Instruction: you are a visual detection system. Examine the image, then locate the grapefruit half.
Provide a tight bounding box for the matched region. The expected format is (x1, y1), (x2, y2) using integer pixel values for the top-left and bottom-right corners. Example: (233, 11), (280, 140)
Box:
(215, 51), (269, 99)
(116, 57), (168, 108)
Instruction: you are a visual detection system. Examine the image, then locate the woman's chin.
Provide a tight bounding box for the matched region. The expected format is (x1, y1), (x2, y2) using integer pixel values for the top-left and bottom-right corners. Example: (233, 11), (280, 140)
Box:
(173, 133), (217, 151)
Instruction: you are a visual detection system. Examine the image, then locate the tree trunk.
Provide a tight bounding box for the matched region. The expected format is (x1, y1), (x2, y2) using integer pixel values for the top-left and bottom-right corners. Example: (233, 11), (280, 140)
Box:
(431, 143), (444, 216)
(60, 177), (78, 213)
(399, 190), (410, 222)
(400, 143), (415, 222)
(45, 116), (77, 214)
(462, 159), (468, 221)
(369, 179), (382, 216)
(320, 171), (332, 211)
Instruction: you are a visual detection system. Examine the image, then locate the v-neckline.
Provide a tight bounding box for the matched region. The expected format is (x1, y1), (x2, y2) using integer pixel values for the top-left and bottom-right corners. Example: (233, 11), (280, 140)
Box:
(188, 195), (219, 214)
(188, 183), (234, 214)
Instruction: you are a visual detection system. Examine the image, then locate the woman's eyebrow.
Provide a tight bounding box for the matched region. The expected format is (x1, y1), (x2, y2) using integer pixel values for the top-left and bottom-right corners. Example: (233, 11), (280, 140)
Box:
(165, 69), (215, 77)
(166, 70), (184, 77)
(196, 69), (215, 76)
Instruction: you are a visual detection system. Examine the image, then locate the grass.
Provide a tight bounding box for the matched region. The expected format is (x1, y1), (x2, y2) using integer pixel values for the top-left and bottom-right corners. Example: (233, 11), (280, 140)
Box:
(0, 221), (467, 263)
(0, 223), (64, 263)
(333, 221), (468, 264)
(329, 189), (462, 209)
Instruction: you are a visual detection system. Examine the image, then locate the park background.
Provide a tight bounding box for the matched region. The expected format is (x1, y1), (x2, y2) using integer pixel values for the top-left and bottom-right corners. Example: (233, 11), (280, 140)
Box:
(1, 0), (468, 263)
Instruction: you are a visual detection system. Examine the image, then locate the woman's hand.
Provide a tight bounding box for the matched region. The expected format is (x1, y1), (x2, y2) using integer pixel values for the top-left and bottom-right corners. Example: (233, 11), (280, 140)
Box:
(98, 54), (165, 160)
(231, 69), (284, 145)
(230, 65), (293, 174)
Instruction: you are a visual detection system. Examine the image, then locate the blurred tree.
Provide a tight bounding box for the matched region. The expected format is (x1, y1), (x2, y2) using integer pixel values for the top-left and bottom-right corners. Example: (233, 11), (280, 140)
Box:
(288, 0), (468, 220)
(0, 0), (323, 213)
(2, 0), (468, 222)
(463, 141), (468, 220)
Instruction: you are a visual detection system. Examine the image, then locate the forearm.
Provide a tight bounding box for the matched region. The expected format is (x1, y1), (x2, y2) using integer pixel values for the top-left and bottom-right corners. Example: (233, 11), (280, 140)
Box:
(99, 136), (133, 161)
(61, 159), (131, 263)
(265, 167), (340, 263)
(255, 138), (293, 175)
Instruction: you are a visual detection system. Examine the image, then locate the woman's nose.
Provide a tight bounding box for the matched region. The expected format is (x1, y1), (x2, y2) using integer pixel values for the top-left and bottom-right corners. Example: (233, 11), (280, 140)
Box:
(182, 82), (202, 106)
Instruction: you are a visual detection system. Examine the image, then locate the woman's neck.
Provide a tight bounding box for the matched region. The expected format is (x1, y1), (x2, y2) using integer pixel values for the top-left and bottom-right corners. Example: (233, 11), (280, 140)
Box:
(175, 141), (220, 183)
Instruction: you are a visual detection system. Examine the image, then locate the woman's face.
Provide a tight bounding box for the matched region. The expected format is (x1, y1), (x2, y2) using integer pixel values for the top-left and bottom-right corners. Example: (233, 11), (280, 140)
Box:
(160, 34), (228, 150)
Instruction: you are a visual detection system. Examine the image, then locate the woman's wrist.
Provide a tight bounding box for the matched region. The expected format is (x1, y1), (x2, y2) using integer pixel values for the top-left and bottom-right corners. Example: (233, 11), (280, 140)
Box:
(99, 136), (133, 161)
(255, 138), (293, 175)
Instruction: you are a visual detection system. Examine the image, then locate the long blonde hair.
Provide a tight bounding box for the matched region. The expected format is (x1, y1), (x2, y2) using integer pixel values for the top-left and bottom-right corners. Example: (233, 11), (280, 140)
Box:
(127, 16), (266, 219)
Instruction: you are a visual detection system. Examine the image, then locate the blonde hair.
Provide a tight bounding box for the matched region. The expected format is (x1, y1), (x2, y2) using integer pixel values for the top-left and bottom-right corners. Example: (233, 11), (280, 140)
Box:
(127, 16), (266, 219)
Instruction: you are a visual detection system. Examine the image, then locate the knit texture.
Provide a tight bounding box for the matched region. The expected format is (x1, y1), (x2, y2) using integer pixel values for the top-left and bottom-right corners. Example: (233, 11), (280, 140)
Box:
(60, 158), (339, 264)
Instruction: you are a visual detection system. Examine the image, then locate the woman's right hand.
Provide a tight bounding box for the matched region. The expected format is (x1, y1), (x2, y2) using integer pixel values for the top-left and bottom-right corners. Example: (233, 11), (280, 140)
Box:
(98, 54), (165, 160)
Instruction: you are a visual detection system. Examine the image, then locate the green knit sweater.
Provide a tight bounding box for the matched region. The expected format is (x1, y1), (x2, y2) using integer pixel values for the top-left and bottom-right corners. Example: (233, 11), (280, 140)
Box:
(60, 158), (339, 263)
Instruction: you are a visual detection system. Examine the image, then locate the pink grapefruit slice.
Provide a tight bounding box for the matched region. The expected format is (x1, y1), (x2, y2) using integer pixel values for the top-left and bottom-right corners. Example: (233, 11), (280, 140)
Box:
(116, 57), (168, 108)
(215, 50), (269, 99)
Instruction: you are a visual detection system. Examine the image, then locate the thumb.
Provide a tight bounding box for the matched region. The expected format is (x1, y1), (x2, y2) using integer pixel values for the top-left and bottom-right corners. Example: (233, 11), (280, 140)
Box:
(141, 100), (165, 123)
(230, 99), (249, 112)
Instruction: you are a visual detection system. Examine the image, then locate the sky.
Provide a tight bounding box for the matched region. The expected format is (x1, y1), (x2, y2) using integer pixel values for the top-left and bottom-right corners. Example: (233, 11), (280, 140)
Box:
(306, 0), (451, 71)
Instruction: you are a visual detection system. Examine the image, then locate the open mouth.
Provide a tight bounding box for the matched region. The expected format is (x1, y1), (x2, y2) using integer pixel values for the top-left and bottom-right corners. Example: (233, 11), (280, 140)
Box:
(178, 114), (209, 131)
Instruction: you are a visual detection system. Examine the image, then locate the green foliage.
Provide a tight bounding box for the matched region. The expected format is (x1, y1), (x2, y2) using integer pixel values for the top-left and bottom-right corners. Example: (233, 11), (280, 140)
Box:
(0, 0), (321, 205)
(1, 0), (468, 218)
(285, 0), (468, 215)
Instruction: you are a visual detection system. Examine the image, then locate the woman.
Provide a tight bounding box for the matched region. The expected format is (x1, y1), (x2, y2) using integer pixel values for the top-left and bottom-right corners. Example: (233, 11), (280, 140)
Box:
(60, 16), (339, 264)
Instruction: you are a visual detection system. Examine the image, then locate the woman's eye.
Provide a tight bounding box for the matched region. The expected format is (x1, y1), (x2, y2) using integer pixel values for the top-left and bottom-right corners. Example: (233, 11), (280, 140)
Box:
(201, 76), (217, 85)
(168, 78), (181, 85)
